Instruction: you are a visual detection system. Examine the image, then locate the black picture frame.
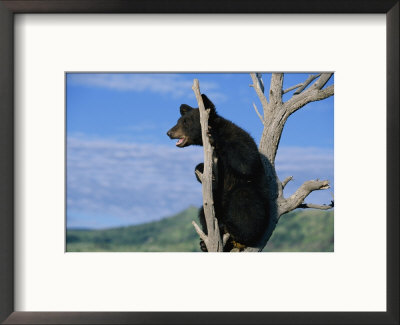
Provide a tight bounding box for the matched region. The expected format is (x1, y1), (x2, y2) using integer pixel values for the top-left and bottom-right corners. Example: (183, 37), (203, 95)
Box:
(0, 1), (398, 324)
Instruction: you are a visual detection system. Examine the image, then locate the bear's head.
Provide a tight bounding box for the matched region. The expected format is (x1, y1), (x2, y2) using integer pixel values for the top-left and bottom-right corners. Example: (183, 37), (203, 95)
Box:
(167, 94), (216, 148)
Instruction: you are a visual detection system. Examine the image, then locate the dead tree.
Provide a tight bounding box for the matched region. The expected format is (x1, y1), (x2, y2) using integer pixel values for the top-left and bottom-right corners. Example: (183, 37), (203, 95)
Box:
(244, 73), (334, 252)
(192, 74), (334, 252)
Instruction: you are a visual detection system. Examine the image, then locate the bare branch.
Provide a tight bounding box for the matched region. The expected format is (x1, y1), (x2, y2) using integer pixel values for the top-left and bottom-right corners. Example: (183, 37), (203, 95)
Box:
(285, 84), (334, 115)
(278, 179), (330, 216)
(283, 73), (329, 95)
(192, 221), (208, 242)
(195, 170), (203, 183)
(283, 73), (333, 115)
(250, 73), (268, 111)
(252, 102), (265, 124)
(283, 83), (303, 94)
(293, 74), (321, 95)
(312, 73), (333, 90)
(192, 79), (223, 252)
(282, 176), (293, 188)
(255, 73), (265, 93)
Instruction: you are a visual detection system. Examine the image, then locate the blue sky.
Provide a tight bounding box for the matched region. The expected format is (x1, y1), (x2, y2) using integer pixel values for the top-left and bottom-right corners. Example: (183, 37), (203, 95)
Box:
(66, 73), (334, 229)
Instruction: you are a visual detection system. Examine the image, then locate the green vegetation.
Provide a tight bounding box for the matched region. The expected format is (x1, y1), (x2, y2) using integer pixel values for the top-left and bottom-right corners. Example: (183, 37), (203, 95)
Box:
(67, 207), (200, 252)
(265, 209), (334, 252)
(66, 207), (333, 252)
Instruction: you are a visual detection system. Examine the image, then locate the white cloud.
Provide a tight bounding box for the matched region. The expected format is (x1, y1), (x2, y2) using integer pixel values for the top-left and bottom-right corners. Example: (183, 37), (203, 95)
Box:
(68, 73), (225, 100)
(276, 146), (333, 174)
(67, 137), (334, 229)
(67, 136), (204, 228)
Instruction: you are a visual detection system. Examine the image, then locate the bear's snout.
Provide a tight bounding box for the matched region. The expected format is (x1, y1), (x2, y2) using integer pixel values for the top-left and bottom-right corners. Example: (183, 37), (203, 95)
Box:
(167, 125), (182, 139)
(167, 127), (178, 139)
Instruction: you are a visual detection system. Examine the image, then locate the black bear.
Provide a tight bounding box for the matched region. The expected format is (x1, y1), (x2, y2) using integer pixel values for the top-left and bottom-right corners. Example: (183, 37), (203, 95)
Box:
(167, 94), (269, 251)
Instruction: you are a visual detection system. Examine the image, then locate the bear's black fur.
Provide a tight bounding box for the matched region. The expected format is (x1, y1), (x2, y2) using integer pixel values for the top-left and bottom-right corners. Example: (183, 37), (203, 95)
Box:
(167, 94), (269, 251)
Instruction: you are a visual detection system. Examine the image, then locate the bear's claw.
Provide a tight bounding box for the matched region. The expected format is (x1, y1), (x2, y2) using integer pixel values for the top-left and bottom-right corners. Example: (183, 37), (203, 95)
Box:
(200, 240), (208, 252)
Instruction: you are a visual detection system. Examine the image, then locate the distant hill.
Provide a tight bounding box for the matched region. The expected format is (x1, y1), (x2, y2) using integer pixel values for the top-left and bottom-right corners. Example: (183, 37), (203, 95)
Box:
(67, 207), (333, 252)
(266, 209), (334, 252)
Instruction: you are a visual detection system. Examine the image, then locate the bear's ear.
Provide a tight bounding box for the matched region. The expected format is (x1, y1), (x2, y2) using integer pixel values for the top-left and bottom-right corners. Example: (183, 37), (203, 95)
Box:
(180, 104), (193, 116)
(201, 94), (216, 112)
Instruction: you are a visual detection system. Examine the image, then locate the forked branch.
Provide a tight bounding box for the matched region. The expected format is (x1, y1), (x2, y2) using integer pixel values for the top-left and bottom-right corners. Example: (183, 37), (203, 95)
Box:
(250, 73), (268, 113)
(278, 179), (331, 217)
(285, 73), (334, 114)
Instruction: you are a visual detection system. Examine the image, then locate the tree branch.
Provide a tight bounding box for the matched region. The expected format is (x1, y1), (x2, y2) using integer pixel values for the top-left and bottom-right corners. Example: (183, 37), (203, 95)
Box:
(255, 73), (265, 93)
(312, 73), (333, 90)
(252, 102), (265, 124)
(285, 84), (334, 115)
(283, 73), (333, 115)
(278, 175), (293, 198)
(283, 73), (326, 95)
(283, 83), (303, 94)
(192, 79), (223, 252)
(250, 73), (268, 113)
(282, 176), (293, 189)
(293, 74), (321, 95)
(278, 179), (331, 216)
(195, 169), (203, 183)
(192, 221), (207, 242)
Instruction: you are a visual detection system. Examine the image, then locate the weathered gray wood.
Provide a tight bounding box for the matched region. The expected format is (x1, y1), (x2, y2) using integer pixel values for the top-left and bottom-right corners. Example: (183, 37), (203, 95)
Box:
(191, 79), (223, 252)
(283, 83), (302, 94)
(252, 102), (265, 124)
(281, 176), (293, 188)
(250, 73), (268, 112)
(286, 84), (334, 115)
(313, 73), (333, 90)
(269, 73), (284, 108)
(256, 73), (265, 93)
(277, 179), (330, 217)
(192, 220), (207, 242)
(293, 74), (321, 95)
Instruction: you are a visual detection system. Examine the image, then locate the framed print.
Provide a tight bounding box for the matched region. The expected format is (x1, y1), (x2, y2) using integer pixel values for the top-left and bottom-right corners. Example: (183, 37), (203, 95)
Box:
(0, 1), (398, 324)
(65, 72), (334, 254)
